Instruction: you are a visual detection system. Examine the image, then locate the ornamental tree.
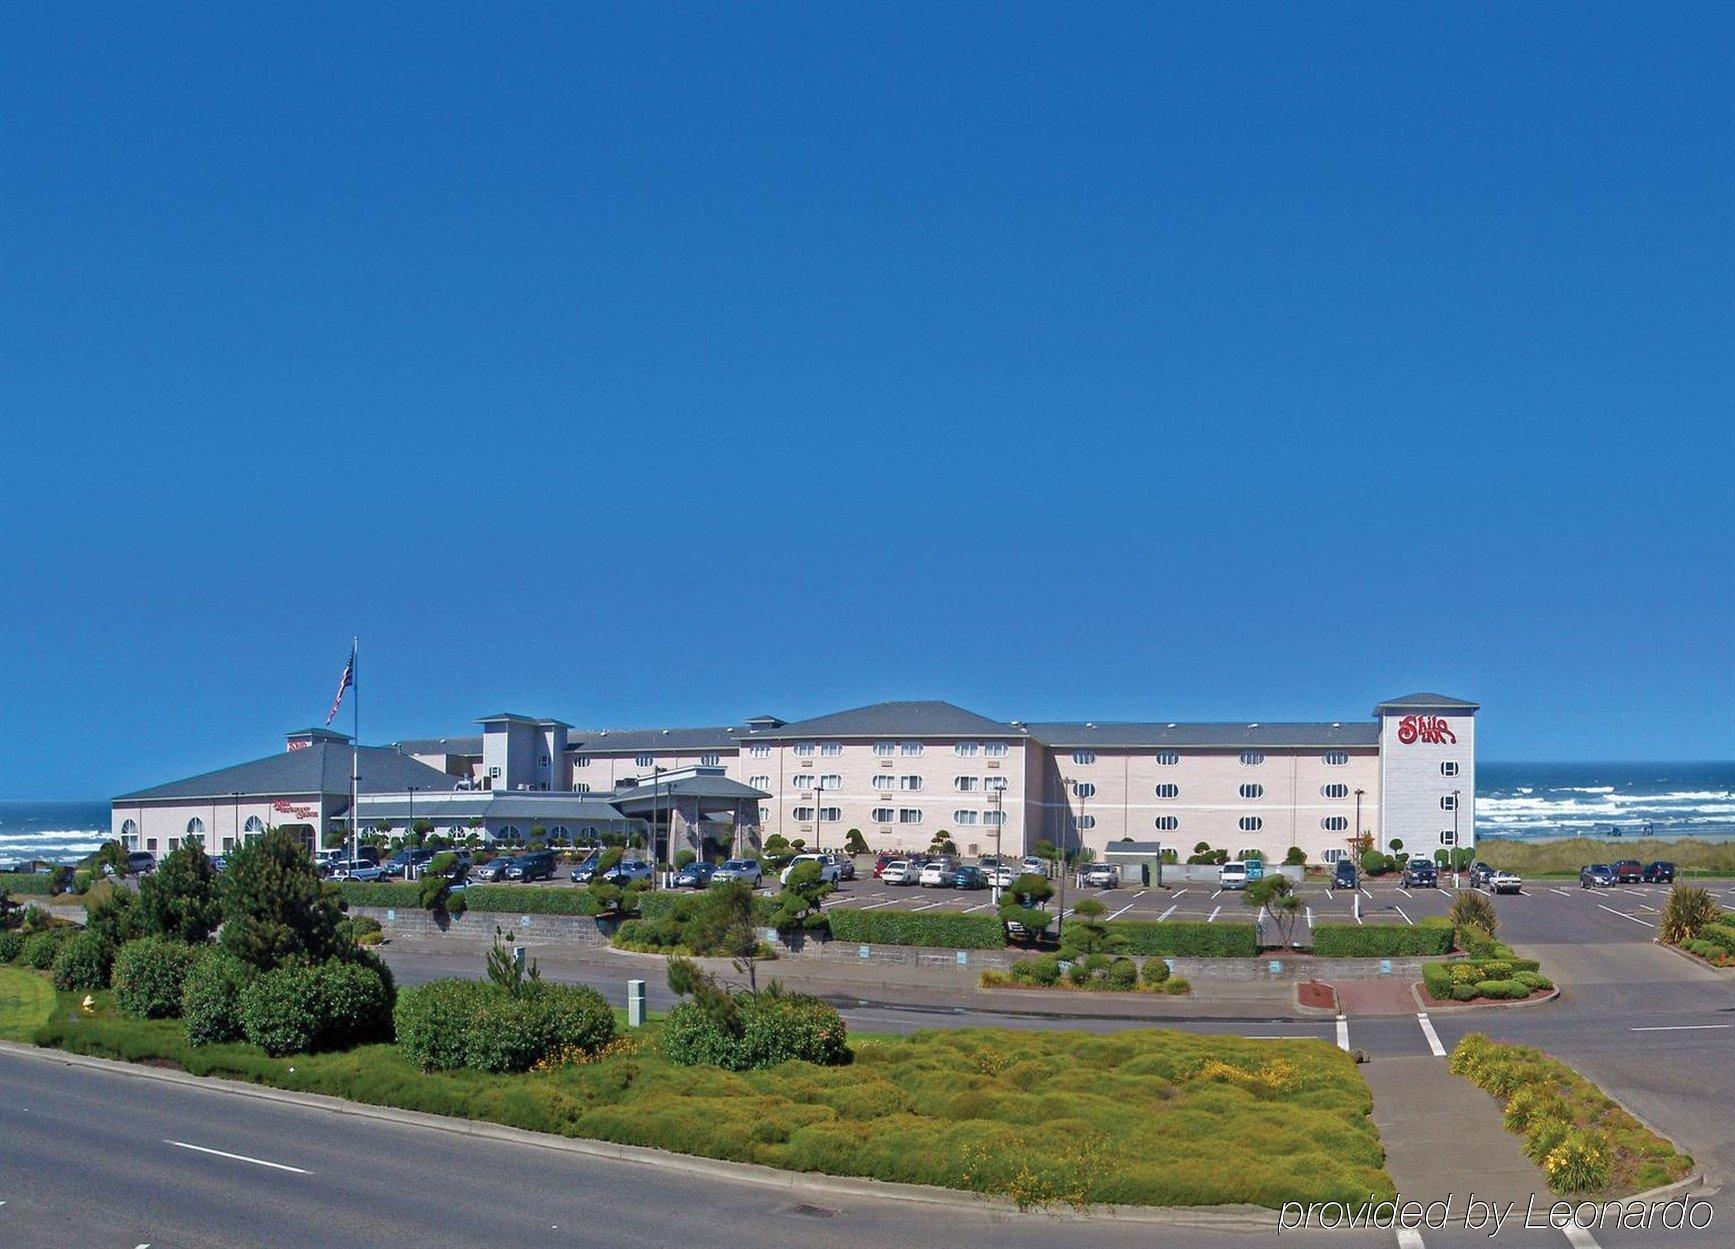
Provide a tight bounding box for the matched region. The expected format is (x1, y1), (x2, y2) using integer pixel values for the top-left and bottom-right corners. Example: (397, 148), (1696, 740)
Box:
(139, 840), (222, 943)
(218, 827), (347, 971)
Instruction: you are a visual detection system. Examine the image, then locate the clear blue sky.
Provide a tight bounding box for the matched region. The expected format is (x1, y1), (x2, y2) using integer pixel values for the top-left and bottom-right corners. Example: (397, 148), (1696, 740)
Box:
(3, 3), (1730, 797)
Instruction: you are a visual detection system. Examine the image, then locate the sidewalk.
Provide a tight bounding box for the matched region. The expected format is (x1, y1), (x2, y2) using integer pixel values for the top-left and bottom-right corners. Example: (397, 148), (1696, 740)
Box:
(1362, 1055), (1550, 1207)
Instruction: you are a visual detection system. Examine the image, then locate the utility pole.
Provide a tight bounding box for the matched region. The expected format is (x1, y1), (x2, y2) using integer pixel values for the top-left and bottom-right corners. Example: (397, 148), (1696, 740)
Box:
(1351, 787), (1365, 864)
(1452, 787), (1461, 883)
(990, 783), (1004, 904)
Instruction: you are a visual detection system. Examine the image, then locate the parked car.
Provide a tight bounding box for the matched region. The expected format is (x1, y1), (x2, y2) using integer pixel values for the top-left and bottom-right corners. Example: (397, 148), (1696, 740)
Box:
(506, 849), (557, 882)
(383, 847), (439, 879)
(471, 857), (513, 882)
(124, 850), (157, 875)
(1579, 864), (1616, 888)
(826, 852), (856, 881)
(1489, 870), (1524, 895)
(872, 853), (898, 878)
(672, 861), (717, 889)
(1081, 863), (1119, 889)
(1468, 861), (1494, 888)
(781, 854), (841, 885)
(918, 859), (957, 887)
(569, 853), (606, 883)
(1218, 861), (1250, 890)
(984, 864), (1017, 888)
(949, 865), (989, 890)
(881, 859), (920, 886)
(329, 858), (384, 881)
(600, 859), (653, 885)
(711, 858), (764, 887)
(1333, 860), (1359, 890)
(1641, 860), (1676, 884)
(1020, 856), (1049, 876)
(1401, 858), (1439, 889)
(1610, 859), (1643, 883)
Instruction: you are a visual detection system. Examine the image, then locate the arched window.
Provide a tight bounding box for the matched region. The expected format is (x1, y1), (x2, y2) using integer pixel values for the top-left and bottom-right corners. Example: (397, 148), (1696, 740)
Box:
(1072, 750), (1096, 765)
(1238, 816), (1263, 832)
(1239, 751), (1264, 766)
(1322, 751), (1349, 766)
(1239, 783), (1264, 799)
(1155, 783), (1179, 799)
(185, 817), (205, 842)
(121, 818), (138, 843)
(1077, 815), (1096, 830)
(1322, 816), (1349, 831)
(499, 824), (522, 841)
(1155, 751), (1180, 766)
(243, 816), (265, 837)
(1322, 783), (1349, 799)
(551, 826), (570, 841)
(1073, 782), (1096, 798)
(1154, 816), (1179, 831)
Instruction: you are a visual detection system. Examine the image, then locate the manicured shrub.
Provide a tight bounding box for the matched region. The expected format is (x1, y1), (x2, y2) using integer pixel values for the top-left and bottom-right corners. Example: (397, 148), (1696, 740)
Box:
(314, 958), (395, 1048)
(344, 915), (383, 946)
(341, 881), (606, 917)
(826, 908), (1005, 950)
(1451, 983), (1478, 1001)
(183, 950), (255, 1046)
(51, 930), (113, 991)
(112, 936), (199, 1019)
(1028, 954), (1061, 986)
(22, 929), (67, 969)
(239, 964), (324, 1056)
(1140, 956), (1171, 986)
(1105, 957), (1139, 990)
(0, 931), (23, 963)
(1310, 920), (1454, 958)
(539, 983), (615, 1057)
(662, 993), (848, 1071)
(397, 980), (613, 1073)
(1104, 920), (1259, 957)
(1421, 962), (1453, 1000)
(395, 979), (488, 1070)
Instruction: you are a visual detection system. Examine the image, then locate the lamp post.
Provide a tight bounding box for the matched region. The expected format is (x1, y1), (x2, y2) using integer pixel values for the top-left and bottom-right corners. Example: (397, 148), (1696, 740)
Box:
(230, 792), (240, 855)
(1352, 787), (1365, 865)
(990, 783), (1004, 905)
(1452, 788), (1461, 880)
(651, 766), (666, 887)
(406, 786), (420, 879)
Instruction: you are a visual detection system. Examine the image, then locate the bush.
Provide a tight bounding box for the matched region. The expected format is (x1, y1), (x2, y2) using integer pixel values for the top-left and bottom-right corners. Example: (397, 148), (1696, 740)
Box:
(238, 958), (394, 1056)
(239, 964), (323, 1056)
(112, 936), (200, 1019)
(1310, 919), (1454, 957)
(1659, 887), (1720, 945)
(1105, 920), (1259, 957)
(826, 908), (1005, 949)
(662, 993), (848, 1071)
(314, 958), (395, 1048)
(1283, 847), (1307, 866)
(1028, 954), (1062, 986)
(394, 979), (489, 1070)
(1448, 890), (1497, 938)
(220, 829), (347, 970)
(1141, 956), (1171, 986)
(138, 842), (222, 943)
(1421, 962), (1452, 1000)
(396, 980), (613, 1073)
(183, 951), (255, 1046)
(0, 931), (23, 963)
(1105, 957), (1139, 990)
(51, 930), (113, 990)
(22, 929), (68, 969)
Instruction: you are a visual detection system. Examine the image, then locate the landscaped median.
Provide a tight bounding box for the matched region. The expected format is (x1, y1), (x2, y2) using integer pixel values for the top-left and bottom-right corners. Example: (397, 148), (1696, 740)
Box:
(1656, 886), (1734, 968)
(1448, 1034), (1693, 1196)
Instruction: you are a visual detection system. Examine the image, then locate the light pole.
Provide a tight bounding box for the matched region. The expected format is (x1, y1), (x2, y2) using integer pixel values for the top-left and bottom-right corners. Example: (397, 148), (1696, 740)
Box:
(651, 766), (666, 887)
(990, 783), (1004, 904)
(230, 792), (240, 855)
(406, 786), (420, 878)
(1352, 788), (1365, 865)
(1452, 788), (1461, 879)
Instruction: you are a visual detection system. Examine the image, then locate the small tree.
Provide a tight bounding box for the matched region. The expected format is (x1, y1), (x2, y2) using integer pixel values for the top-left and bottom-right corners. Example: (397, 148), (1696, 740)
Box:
(1283, 846), (1307, 866)
(219, 827), (346, 971)
(843, 828), (869, 857)
(1387, 838), (1404, 853)
(688, 881), (765, 992)
(139, 840), (222, 943)
(998, 872), (1055, 944)
(485, 927), (540, 996)
(1246, 875), (1301, 948)
(1448, 890), (1498, 940)
(83, 879), (144, 947)
(767, 860), (833, 933)
(1659, 886), (1720, 944)
(1059, 897), (1126, 958)
(1033, 839), (1058, 864)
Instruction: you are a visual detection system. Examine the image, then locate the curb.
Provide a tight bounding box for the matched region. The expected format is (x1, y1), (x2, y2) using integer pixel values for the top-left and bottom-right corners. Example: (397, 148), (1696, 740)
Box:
(0, 1040), (1277, 1229)
(1652, 939), (1734, 975)
(1409, 983), (1561, 1013)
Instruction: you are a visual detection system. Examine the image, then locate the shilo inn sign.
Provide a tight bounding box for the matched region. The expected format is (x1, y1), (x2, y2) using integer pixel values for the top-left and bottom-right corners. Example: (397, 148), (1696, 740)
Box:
(272, 800), (319, 820)
(1396, 714), (1457, 745)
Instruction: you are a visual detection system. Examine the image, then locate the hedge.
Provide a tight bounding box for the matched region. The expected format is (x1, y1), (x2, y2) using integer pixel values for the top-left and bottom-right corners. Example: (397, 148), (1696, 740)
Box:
(339, 881), (602, 917)
(635, 891), (774, 923)
(1103, 920), (1259, 958)
(1310, 919), (1454, 958)
(0, 873), (57, 896)
(825, 908), (1005, 950)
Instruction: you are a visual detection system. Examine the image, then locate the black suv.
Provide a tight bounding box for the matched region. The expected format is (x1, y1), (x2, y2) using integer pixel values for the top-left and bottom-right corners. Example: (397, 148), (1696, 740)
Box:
(1640, 860), (1676, 883)
(1468, 861), (1494, 888)
(1401, 858), (1438, 888)
(1333, 859), (1358, 889)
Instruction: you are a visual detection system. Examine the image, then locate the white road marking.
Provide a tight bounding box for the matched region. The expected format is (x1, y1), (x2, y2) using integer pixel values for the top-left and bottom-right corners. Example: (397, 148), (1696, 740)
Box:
(1435, 887), (1452, 897)
(1596, 904), (1654, 927)
(1561, 1222), (1602, 1249)
(1629, 1024), (1731, 1032)
(1396, 1229), (1426, 1249)
(1107, 901), (1137, 920)
(1130, 890), (1146, 901)
(1210, 889), (1223, 900)
(1395, 886), (1412, 898)
(1172, 888), (1189, 898)
(1156, 904), (1178, 921)
(1394, 906), (1414, 926)
(911, 900), (944, 911)
(166, 1140), (308, 1174)
(1305, 905), (1314, 926)
(1324, 889), (1334, 901)
(1416, 1013), (1447, 1058)
(1206, 905), (1221, 923)
(1336, 1015), (1350, 1051)
(962, 901), (994, 913)
(1549, 887), (1573, 897)
(858, 898), (899, 910)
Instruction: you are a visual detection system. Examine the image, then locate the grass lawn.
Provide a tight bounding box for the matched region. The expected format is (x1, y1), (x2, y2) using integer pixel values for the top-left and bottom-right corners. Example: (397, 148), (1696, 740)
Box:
(0, 967), (55, 1041)
(22, 975), (1392, 1209)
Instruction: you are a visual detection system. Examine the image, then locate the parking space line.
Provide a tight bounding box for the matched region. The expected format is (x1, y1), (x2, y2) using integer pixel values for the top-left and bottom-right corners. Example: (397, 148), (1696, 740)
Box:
(1206, 905), (1221, 923)
(1434, 887), (1451, 897)
(1549, 887), (1573, 897)
(1107, 901), (1138, 920)
(1209, 889), (1222, 900)
(1172, 888), (1189, 898)
(1156, 904), (1178, 921)
(1395, 886), (1412, 898)
(1629, 1024), (1730, 1032)
(1560, 1222), (1601, 1249)
(1394, 906), (1414, 926)
(1416, 1013), (1447, 1058)
(911, 900), (944, 912)
(1305, 906), (1314, 926)
(1396, 1228), (1426, 1249)
(962, 901), (994, 913)
(858, 899), (900, 910)
(1324, 888), (1334, 901)
(1336, 1015), (1350, 1051)
(1596, 904), (1654, 927)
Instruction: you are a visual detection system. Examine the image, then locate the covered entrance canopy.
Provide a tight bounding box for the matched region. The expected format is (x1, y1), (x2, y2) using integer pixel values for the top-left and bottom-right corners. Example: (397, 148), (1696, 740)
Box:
(607, 768), (769, 860)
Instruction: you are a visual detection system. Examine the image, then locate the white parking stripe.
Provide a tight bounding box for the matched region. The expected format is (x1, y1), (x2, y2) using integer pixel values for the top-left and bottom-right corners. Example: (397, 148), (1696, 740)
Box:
(858, 898), (899, 910)
(1396, 1228), (1426, 1249)
(1324, 889), (1334, 901)
(1207, 905), (1221, 923)
(1396, 886), (1412, 898)
(1549, 887), (1573, 897)
(912, 900), (944, 911)
(1336, 1015), (1350, 1051)
(1435, 887), (1452, 897)
(1416, 1013), (1447, 1058)
(1172, 888), (1189, 898)
(1107, 901), (1137, 920)
(1394, 906), (1414, 926)
(962, 901), (994, 913)
(1305, 905), (1314, 926)
(1561, 1222), (1602, 1249)
(167, 1140), (308, 1174)
(1156, 904), (1178, 921)
(1629, 1024), (1730, 1032)
(1210, 889), (1223, 900)
(1596, 904), (1654, 927)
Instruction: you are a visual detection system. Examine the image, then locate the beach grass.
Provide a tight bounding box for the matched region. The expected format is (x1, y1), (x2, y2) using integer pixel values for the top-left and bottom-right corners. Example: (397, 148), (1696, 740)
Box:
(1478, 837), (1735, 877)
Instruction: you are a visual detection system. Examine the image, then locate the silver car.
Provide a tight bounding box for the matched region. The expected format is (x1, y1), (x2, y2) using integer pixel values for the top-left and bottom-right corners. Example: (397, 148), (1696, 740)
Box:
(712, 858), (763, 887)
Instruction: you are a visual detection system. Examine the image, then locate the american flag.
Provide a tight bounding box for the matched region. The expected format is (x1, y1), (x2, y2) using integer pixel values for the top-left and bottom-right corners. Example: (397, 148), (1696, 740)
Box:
(325, 646), (355, 725)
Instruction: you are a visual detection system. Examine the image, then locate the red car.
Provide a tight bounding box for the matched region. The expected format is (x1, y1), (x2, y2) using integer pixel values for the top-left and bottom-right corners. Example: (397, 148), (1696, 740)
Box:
(1611, 859), (1642, 883)
(873, 852), (898, 878)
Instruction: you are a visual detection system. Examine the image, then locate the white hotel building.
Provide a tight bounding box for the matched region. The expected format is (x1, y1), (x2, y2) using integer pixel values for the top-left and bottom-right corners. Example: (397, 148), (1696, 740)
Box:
(114, 693), (1477, 865)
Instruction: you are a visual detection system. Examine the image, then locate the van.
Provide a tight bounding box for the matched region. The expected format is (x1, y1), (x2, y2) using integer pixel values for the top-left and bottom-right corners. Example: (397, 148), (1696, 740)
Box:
(1219, 861), (1249, 890)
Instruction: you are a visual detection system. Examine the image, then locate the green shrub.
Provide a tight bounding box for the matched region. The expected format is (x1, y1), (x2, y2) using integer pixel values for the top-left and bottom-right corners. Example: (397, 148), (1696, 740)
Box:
(1310, 919), (1454, 957)
(239, 964), (323, 1056)
(1103, 920), (1258, 957)
(314, 958), (395, 1048)
(22, 929), (68, 969)
(400, 980), (614, 1073)
(183, 951), (255, 1046)
(1696, 922), (1735, 954)
(826, 908), (1004, 949)
(1105, 958), (1139, 990)
(1451, 983), (1478, 1001)
(0, 931), (23, 963)
(1544, 1128), (1612, 1194)
(394, 979), (488, 1070)
(51, 930), (113, 991)
(0, 873), (56, 896)
(1140, 956), (1171, 986)
(1658, 886), (1719, 945)
(112, 937), (200, 1019)
(1028, 954), (1061, 986)
(662, 993), (848, 1071)
(237, 959), (393, 1056)
(1421, 962), (1453, 1000)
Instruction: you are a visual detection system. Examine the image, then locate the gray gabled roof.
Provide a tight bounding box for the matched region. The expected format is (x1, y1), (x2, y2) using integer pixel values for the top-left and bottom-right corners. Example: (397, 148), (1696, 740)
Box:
(749, 700), (1015, 740)
(393, 735), (483, 757)
(115, 740), (462, 802)
(566, 727), (741, 755)
(1023, 721), (1381, 749)
(608, 774), (770, 804)
(1373, 692), (1480, 714)
(354, 793), (631, 822)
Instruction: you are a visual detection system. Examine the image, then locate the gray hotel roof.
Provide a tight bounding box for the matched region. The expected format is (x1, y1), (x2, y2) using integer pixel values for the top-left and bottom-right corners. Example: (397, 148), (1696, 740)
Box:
(1372, 692), (1481, 714)
(566, 727), (742, 754)
(1023, 721), (1381, 749)
(393, 735), (484, 757)
(356, 794), (630, 822)
(748, 700), (1018, 739)
(116, 740), (461, 802)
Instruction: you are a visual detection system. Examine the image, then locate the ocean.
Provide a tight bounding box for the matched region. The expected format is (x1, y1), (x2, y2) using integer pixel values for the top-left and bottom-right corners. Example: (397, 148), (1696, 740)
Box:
(3, 763), (1732, 865)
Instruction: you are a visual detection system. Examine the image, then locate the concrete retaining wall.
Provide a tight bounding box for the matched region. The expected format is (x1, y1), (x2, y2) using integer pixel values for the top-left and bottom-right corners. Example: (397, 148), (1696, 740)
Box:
(351, 906), (616, 946)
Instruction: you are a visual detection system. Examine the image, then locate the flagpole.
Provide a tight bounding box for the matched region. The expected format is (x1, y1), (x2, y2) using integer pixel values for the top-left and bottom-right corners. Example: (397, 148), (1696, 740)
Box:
(351, 636), (360, 867)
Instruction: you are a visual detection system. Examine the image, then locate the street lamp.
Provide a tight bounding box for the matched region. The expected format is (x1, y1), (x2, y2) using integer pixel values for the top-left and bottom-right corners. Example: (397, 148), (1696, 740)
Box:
(1352, 788), (1365, 864)
(1452, 787), (1461, 864)
(990, 783), (1005, 905)
(406, 786), (420, 878)
(230, 792), (240, 854)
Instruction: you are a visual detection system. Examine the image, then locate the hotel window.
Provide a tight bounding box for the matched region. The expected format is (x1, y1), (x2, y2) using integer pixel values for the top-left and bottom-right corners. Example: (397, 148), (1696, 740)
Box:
(1155, 783), (1180, 799)
(244, 816), (265, 836)
(575, 782), (591, 793)
(792, 807), (815, 822)
(1322, 750), (1349, 766)
(954, 776), (980, 792)
(872, 741), (895, 757)
(983, 810), (1006, 827)
(955, 741), (979, 757)
(539, 754), (550, 766)
(898, 809), (923, 824)
(1156, 751), (1180, 765)
(1154, 816), (1180, 831)
(953, 810), (980, 825)
(1322, 816), (1349, 832)
(820, 774), (842, 790)
(899, 775), (923, 791)
(121, 818), (138, 844)
(1440, 795), (1458, 811)
(984, 741), (1008, 758)
(872, 775), (894, 791)
(186, 817), (205, 839)
(1073, 781), (1096, 798)
(500, 825), (521, 840)
(900, 741), (923, 756)
(984, 776), (1007, 791)
(872, 807), (895, 823)
(748, 775), (770, 790)
(1440, 830), (1457, 845)
(574, 756), (591, 768)
(1440, 761), (1459, 777)
(749, 744), (770, 759)
(1072, 750), (1096, 765)
(551, 826), (570, 841)
(1240, 751), (1264, 766)
(1077, 815), (1096, 830)
(635, 755), (655, 768)
(793, 776), (814, 791)
(448, 826), (467, 840)
(700, 753), (720, 767)
(147, 837), (158, 852)
(818, 807), (841, 823)
(1239, 783), (1264, 799)
(1322, 783), (1350, 799)
(1238, 816), (1263, 832)
(820, 741), (842, 757)
(793, 742), (816, 757)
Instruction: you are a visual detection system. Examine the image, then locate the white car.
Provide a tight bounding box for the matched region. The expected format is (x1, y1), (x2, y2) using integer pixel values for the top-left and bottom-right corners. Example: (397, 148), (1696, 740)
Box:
(1489, 870), (1524, 895)
(918, 861), (955, 887)
(984, 865), (1016, 888)
(780, 854), (841, 885)
(880, 859), (919, 885)
(1020, 856), (1048, 876)
(330, 858), (384, 882)
(1218, 861), (1250, 890)
(712, 859), (764, 887)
